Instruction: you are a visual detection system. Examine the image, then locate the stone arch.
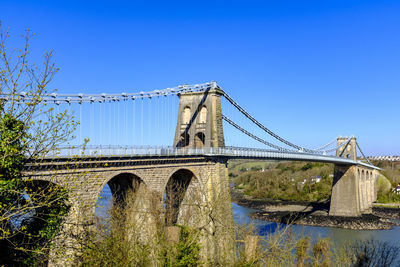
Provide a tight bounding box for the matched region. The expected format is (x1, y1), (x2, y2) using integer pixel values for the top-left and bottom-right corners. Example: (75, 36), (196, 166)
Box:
(95, 172), (162, 246)
(198, 106), (207, 124)
(182, 106), (191, 124)
(95, 172), (146, 219)
(23, 179), (69, 226)
(195, 132), (205, 148)
(108, 173), (144, 206)
(164, 169), (200, 226)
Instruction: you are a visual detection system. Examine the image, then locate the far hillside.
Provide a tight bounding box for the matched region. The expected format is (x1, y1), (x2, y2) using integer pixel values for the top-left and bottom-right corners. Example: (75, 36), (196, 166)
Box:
(229, 160), (334, 202)
(372, 160), (400, 203)
(229, 160), (400, 204)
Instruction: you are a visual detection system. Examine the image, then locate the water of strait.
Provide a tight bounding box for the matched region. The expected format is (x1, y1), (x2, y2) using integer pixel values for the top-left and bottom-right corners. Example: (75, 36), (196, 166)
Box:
(96, 185), (400, 245)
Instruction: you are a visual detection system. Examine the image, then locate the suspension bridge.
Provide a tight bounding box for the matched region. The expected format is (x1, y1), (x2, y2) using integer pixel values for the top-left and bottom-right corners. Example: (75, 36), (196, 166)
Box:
(1, 81), (380, 266)
(3, 81), (377, 167)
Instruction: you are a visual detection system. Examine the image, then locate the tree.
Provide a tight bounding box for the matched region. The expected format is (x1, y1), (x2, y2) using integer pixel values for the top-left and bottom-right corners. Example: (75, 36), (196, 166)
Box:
(0, 22), (77, 265)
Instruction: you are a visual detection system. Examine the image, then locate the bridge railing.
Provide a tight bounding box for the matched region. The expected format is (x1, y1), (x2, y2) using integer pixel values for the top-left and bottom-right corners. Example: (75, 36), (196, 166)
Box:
(46, 146), (236, 158)
(45, 145), (302, 157)
(38, 145), (379, 169)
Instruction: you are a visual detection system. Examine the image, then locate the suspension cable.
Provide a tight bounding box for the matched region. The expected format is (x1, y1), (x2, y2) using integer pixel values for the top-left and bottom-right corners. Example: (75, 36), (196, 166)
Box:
(313, 138), (337, 151)
(0, 82), (214, 103)
(323, 137), (351, 153)
(356, 141), (374, 166)
(222, 115), (294, 152)
(221, 90), (352, 155)
(221, 91), (317, 153)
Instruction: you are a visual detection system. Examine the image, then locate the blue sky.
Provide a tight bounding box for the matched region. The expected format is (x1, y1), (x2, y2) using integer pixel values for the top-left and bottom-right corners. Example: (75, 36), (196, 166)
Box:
(2, 0), (399, 155)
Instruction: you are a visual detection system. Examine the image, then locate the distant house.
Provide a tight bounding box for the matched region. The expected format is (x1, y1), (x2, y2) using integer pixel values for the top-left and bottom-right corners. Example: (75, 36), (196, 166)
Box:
(394, 185), (400, 194)
(311, 176), (322, 184)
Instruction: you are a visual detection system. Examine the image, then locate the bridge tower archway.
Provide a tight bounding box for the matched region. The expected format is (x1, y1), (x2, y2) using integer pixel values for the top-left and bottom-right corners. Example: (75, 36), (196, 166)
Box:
(195, 132), (205, 148)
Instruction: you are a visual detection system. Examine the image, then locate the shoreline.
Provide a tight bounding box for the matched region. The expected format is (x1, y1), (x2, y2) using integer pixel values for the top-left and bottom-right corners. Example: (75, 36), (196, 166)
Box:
(231, 188), (400, 230)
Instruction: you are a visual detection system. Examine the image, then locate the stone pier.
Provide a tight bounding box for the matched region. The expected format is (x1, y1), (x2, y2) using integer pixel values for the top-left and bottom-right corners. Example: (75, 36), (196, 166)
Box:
(329, 137), (378, 217)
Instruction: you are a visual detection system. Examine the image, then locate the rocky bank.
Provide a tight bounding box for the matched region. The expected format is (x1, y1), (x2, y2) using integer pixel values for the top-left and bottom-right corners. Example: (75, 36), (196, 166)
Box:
(232, 188), (400, 230)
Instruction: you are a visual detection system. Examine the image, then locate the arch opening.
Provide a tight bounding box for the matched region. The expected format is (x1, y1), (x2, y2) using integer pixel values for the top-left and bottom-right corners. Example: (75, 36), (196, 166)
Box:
(164, 169), (195, 226)
(195, 132), (205, 148)
(95, 173), (144, 222)
(177, 132), (190, 147)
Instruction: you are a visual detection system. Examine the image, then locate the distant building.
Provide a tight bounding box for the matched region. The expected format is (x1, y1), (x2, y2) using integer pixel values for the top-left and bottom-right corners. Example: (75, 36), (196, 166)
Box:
(311, 176), (322, 183)
(368, 156), (400, 161)
(394, 185), (400, 194)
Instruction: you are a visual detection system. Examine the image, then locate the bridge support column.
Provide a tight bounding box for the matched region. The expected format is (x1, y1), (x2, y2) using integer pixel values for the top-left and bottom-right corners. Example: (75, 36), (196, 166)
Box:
(203, 160), (235, 264)
(329, 165), (361, 217)
(362, 171), (369, 213)
(176, 160), (235, 265)
(372, 170), (378, 202)
(330, 164), (378, 217)
(366, 172), (373, 213)
(330, 136), (377, 217)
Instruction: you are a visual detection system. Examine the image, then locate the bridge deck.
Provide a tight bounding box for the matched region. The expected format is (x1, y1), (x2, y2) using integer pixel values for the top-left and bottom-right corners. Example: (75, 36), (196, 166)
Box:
(33, 146), (379, 170)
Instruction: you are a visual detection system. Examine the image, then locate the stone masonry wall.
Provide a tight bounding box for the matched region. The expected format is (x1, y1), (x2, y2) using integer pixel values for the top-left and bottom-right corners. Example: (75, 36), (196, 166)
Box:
(26, 157), (235, 266)
(330, 164), (377, 217)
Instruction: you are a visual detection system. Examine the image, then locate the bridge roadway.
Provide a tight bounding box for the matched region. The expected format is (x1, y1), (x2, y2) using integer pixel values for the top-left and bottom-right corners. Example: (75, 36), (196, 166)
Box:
(28, 146), (379, 170)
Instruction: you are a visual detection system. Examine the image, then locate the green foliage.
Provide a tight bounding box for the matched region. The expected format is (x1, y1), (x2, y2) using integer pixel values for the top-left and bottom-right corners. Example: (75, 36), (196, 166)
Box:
(0, 112), (70, 266)
(0, 23), (74, 265)
(170, 226), (201, 267)
(0, 114), (26, 205)
(233, 161), (334, 202)
(373, 163), (400, 204)
(0, 114), (26, 179)
(373, 160), (400, 187)
(21, 182), (69, 266)
(301, 163), (313, 171)
(377, 191), (400, 204)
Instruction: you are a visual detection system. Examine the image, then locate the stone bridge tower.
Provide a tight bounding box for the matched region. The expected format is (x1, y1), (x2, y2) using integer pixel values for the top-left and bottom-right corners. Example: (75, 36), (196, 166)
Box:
(173, 82), (225, 148)
(336, 136), (357, 160)
(330, 136), (378, 216)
